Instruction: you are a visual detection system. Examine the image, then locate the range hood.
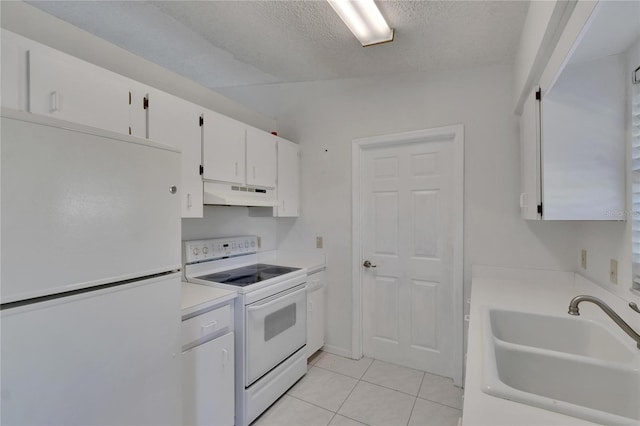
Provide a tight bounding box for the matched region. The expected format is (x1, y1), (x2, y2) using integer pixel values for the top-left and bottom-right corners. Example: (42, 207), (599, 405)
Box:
(203, 181), (278, 207)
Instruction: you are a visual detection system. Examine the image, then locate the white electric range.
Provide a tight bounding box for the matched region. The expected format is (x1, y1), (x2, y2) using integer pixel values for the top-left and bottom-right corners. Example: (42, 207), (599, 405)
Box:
(183, 236), (308, 426)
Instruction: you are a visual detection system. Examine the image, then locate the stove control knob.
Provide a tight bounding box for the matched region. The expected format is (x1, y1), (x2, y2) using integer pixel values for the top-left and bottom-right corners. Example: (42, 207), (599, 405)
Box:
(245, 241), (249, 248)
(192, 247), (200, 255)
(251, 241), (256, 247)
(202, 246), (209, 254)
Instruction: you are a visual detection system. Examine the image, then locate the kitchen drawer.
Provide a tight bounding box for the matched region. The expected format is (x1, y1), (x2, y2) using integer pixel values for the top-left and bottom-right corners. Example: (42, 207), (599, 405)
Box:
(181, 303), (231, 347)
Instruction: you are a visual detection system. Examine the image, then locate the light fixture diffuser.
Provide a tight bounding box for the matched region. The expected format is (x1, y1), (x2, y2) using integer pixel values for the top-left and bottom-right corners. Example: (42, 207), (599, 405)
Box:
(328, 0), (394, 47)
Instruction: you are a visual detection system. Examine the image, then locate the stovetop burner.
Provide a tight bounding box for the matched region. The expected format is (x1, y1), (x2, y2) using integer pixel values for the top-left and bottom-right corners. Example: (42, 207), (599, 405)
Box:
(196, 263), (301, 287)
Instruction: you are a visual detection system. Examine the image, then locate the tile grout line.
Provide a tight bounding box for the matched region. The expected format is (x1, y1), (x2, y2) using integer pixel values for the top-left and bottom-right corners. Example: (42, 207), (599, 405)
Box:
(330, 357), (375, 425)
(406, 372), (426, 425)
(314, 357), (463, 405)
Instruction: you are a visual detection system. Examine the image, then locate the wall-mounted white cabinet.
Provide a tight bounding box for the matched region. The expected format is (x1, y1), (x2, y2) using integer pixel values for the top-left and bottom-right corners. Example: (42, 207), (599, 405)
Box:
(246, 127), (277, 189)
(202, 110), (246, 186)
(146, 90), (204, 218)
(519, 0), (627, 221)
(28, 49), (131, 135)
(2, 29), (302, 215)
(274, 138), (300, 217)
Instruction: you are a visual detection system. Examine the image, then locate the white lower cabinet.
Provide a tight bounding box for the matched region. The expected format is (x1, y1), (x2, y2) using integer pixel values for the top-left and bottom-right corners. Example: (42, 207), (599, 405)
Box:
(182, 332), (235, 426)
(306, 270), (326, 357)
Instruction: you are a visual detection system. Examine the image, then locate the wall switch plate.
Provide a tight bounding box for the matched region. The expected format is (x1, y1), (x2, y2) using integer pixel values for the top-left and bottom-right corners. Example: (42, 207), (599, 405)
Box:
(581, 249), (587, 269)
(257, 236), (261, 249)
(316, 236), (323, 249)
(610, 259), (618, 284)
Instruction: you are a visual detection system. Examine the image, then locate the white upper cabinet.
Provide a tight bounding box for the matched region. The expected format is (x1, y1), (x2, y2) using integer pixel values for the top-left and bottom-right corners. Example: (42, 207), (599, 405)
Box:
(202, 110), (246, 186)
(146, 89), (204, 218)
(274, 138), (300, 217)
(28, 49), (130, 135)
(519, 1), (632, 220)
(519, 88), (541, 220)
(246, 127), (277, 189)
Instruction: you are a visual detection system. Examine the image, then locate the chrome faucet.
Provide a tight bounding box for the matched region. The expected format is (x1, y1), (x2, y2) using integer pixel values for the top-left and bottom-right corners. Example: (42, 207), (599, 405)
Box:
(568, 295), (640, 349)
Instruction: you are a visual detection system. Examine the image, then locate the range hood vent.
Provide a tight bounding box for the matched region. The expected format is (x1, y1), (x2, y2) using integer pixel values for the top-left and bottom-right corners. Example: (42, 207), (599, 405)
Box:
(203, 181), (277, 207)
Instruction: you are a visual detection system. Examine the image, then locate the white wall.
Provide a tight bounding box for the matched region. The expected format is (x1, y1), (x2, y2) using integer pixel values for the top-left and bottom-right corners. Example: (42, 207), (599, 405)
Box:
(0, 1), (275, 132)
(182, 206), (277, 251)
(222, 64), (580, 355)
(575, 39), (640, 301)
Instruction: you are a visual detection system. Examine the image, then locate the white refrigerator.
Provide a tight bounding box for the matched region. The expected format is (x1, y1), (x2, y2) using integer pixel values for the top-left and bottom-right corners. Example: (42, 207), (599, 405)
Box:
(1, 109), (182, 425)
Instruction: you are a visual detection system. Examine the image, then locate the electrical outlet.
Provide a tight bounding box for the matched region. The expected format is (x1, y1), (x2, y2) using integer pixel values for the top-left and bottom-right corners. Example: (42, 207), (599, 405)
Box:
(610, 259), (618, 284)
(581, 249), (587, 269)
(257, 236), (261, 249)
(316, 236), (323, 249)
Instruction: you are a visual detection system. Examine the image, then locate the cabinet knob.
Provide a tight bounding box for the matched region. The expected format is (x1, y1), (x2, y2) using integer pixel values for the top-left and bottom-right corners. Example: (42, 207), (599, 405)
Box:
(169, 185), (178, 194)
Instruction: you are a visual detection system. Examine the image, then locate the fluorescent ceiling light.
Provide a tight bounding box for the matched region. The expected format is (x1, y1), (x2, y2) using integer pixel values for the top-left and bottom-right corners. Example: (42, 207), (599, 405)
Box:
(328, 0), (394, 47)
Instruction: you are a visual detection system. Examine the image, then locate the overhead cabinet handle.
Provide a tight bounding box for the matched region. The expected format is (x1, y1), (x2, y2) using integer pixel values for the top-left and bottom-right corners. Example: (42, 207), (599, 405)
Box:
(49, 91), (58, 113)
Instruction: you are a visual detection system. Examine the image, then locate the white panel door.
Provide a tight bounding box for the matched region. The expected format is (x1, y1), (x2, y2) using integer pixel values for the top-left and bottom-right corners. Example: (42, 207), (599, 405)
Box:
(1, 273), (182, 426)
(1, 112), (181, 303)
(246, 127), (277, 189)
(147, 89), (204, 218)
(28, 49), (130, 135)
(182, 332), (234, 426)
(202, 110), (246, 185)
(275, 138), (300, 217)
(361, 140), (454, 376)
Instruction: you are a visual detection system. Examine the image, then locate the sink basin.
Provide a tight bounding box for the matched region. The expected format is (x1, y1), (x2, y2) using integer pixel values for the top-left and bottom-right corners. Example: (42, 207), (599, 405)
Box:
(488, 308), (635, 363)
(482, 307), (640, 425)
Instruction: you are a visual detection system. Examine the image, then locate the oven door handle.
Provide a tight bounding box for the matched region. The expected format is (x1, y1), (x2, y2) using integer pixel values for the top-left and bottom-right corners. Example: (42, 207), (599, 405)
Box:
(246, 285), (306, 312)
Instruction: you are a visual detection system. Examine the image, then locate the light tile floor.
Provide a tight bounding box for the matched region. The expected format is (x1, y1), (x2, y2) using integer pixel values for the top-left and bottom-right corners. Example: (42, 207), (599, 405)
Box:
(252, 351), (463, 426)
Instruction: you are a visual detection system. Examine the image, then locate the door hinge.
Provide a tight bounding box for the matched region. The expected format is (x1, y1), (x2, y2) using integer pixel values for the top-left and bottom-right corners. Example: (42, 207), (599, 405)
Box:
(143, 97), (149, 110)
(199, 116), (204, 127)
(199, 165), (204, 175)
(537, 203), (543, 216)
(535, 89), (541, 101)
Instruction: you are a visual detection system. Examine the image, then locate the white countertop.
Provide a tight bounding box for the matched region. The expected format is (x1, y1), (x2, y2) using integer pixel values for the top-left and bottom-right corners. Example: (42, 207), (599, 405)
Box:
(258, 250), (326, 274)
(462, 266), (640, 426)
(181, 281), (236, 317)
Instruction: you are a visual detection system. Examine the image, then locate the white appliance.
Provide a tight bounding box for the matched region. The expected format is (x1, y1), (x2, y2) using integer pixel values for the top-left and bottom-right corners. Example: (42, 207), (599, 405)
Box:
(1, 109), (183, 425)
(184, 236), (308, 426)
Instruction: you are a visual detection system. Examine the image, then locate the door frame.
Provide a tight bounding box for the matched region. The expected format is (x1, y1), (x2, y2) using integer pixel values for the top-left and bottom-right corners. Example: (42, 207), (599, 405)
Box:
(351, 124), (464, 386)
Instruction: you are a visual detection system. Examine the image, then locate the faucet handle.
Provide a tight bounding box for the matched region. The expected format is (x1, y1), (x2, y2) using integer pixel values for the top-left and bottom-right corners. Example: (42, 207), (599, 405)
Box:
(630, 302), (640, 314)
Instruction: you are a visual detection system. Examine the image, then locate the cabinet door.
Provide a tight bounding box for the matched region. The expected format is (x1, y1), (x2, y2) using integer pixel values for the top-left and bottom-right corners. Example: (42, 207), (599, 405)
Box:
(182, 332), (234, 426)
(520, 88), (542, 220)
(306, 271), (326, 357)
(246, 127), (277, 188)
(1, 31), (27, 110)
(28, 49), (130, 135)
(146, 90), (204, 218)
(275, 138), (301, 217)
(202, 110), (246, 185)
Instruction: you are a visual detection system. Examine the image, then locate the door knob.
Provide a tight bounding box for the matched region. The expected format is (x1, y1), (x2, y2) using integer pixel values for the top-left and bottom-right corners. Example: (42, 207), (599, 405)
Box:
(363, 260), (377, 268)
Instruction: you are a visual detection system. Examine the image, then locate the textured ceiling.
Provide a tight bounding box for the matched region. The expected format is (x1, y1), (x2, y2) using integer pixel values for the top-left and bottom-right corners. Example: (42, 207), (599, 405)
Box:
(27, 1), (529, 89)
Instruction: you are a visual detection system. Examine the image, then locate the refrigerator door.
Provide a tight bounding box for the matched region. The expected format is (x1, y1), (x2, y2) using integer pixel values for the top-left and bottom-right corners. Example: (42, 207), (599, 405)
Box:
(1, 273), (182, 425)
(1, 110), (181, 303)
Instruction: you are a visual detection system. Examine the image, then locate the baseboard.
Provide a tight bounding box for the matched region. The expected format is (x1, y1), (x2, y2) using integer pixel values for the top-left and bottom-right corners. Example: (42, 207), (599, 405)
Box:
(321, 344), (353, 359)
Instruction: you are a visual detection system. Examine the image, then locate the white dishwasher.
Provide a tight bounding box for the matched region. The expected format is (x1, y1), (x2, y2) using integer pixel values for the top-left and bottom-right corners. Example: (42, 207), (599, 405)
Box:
(182, 298), (235, 426)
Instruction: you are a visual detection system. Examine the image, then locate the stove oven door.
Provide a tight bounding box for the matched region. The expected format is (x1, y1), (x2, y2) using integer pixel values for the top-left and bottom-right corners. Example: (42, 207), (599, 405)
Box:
(245, 284), (306, 386)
